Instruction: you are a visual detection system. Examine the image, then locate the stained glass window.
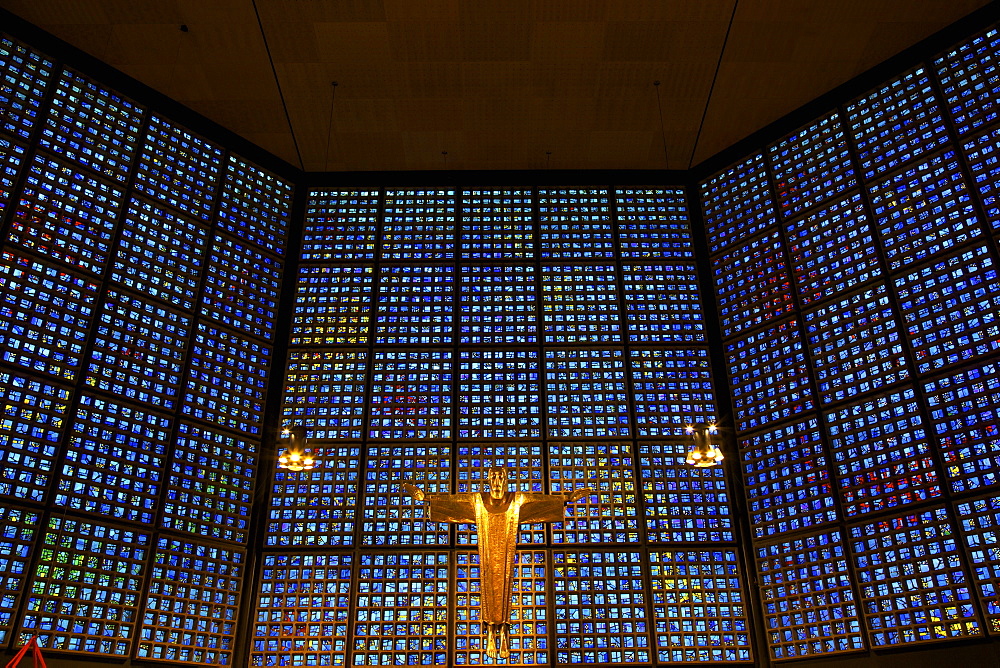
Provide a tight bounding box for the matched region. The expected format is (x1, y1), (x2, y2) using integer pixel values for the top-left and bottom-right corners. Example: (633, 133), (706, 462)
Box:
(549, 442), (636, 544)
(850, 508), (980, 646)
(21, 516), (149, 655)
(701, 154), (776, 255)
(725, 319), (815, 431)
(200, 235), (282, 339)
(455, 551), (548, 665)
(895, 244), (1000, 373)
(40, 69), (143, 181)
(354, 552), (449, 665)
(292, 265), (374, 345)
(369, 350), (452, 440)
(963, 126), (1000, 230)
(768, 111), (856, 218)
(455, 444), (547, 545)
(803, 283), (909, 404)
(183, 323), (270, 435)
(0, 371), (69, 503)
(957, 493), (1000, 633)
(111, 197), (209, 310)
(649, 550), (751, 663)
(135, 114), (222, 220)
(615, 188), (693, 259)
(252, 553), (353, 667)
(622, 264), (704, 343)
(458, 350), (540, 439)
(740, 419), (836, 538)
(461, 188), (534, 259)
(0, 251), (99, 381)
(217, 154), (292, 256)
(163, 422), (256, 544)
(302, 188), (379, 261)
(541, 264), (622, 344)
(545, 349), (629, 438)
(539, 188), (612, 259)
(934, 26), (1000, 136)
(459, 264), (537, 344)
(87, 289), (190, 410)
(713, 228), (794, 338)
(825, 386), (941, 516)
(282, 349), (367, 440)
(552, 550), (650, 664)
(375, 264), (454, 345)
(59, 394), (170, 524)
(924, 360), (1000, 493)
(382, 189), (456, 260)
(784, 193), (881, 306)
(846, 67), (949, 180)
(361, 444), (452, 545)
(137, 539), (243, 666)
(0, 136), (25, 216)
(756, 531), (864, 659)
(0, 506), (37, 644)
(267, 444), (361, 547)
(630, 348), (715, 437)
(0, 35), (54, 139)
(9, 153), (124, 275)
(868, 150), (980, 272)
(639, 443), (733, 542)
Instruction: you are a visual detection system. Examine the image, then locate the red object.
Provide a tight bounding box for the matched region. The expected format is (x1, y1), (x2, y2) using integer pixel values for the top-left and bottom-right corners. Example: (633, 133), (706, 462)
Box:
(4, 637), (46, 668)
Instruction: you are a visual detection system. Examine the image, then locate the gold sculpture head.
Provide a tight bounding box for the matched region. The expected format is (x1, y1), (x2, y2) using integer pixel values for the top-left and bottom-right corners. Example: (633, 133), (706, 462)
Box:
(486, 466), (509, 499)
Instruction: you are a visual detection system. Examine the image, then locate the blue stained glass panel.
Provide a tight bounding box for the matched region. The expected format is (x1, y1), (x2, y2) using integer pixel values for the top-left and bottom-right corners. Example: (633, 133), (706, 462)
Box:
(785, 193), (881, 306)
(0, 371), (69, 503)
(362, 446), (452, 546)
(756, 531), (864, 659)
(292, 265), (374, 345)
(934, 26), (1000, 136)
(549, 442), (636, 544)
(545, 349), (629, 438)
(0, 36), (54, 139)
(0, 251), (99, 381)
(725, 319), (815, 431)
(701, 154), (776, 255)
(768, 111), (856, 219)
(622, 264), (704, 343)
(375, 264), (454, 345)
(804, 283), (909, 404)
(217, 154), (291, 256)
(0, 137), (26, 218)
(282, 349), (367, 440)
(895, 244), (1000, 373)
(541, 264), (622, 344)
(639, 443), (733, 542)
(200, 235), (282, 340)
(615, 187), (693, 259)
(849, 508), (980, 646)
(957, 494), (1000, 633)
(740, 418), (836, 538)
(183, 323), (270, 435)
(649, 550), (751, 663)
(302, 188), (379, 261)
(134, 114), (222, 220)
(630, 348), (715, 437)
(137, 539), (243, 666)
(369, 350), (452, 440)
(111, 197), (209, 310)
(846, 67), (949, 180)
(825, 387), (940, 517)
(459, 265), (537, 345)
(458, 350), (540, 439)
(963, 126), (1000, 230)
(461, 188), (534, 259)
(87, 289), (190, 410)
(0, 506), (38, 644)
(382, 188), (455, 260)
(58, 394), (170, 523)
(40, 69), (143, 182)
(868, 150), (981, 272)
(712, 229), (794, 338)
(539, 188), (612, 259)
(9, 153), (123, 275)
(163, 422), (256, 545)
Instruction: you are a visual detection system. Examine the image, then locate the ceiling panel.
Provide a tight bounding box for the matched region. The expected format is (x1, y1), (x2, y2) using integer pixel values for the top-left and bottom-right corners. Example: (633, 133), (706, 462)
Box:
(0, 0), (993, 172)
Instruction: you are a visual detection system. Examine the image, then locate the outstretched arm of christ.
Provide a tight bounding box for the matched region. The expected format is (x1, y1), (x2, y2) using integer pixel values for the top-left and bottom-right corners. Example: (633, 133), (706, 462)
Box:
(518, 487), (597, 523)
(400, 482), (478, 523)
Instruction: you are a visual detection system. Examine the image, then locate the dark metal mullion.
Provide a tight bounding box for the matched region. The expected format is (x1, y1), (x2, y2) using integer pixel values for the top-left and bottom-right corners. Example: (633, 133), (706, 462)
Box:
(685, 183), (773, 668)
(447, 186), (462, 657)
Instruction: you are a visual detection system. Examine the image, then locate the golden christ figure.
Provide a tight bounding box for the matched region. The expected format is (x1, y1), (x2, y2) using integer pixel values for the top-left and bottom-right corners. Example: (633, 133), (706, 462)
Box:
(402, 466), (594, 659)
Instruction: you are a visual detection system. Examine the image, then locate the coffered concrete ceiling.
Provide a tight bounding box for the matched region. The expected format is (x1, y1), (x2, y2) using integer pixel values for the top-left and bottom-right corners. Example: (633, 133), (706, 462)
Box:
(0, 0), (994, 172)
